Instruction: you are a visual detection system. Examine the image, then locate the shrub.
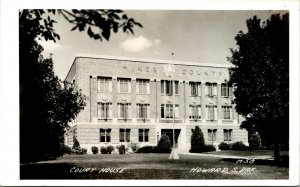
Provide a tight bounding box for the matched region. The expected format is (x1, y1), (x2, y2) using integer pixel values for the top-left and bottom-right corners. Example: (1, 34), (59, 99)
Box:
(219, 142), (231, 151)
(249, 134), (261, 150)
(117, 145), (126, 154)
(232, 141), (248, 150)
(60, 145), (72, 155)
(136, 146), (157, 153)
(190, 145), (216, 153)
(82, 148), (87, 154)
(100, 146), (108, 154)
(107, 145), (115, 154)
(72, 136), (80, 149)
(91, 146), (99, 154)
(157, 134), (171, 153)
(204, 145), (216, 152)
(71, 147), (87, 155)
(127, 142), (140, 152)
(190, 126), (205, 151)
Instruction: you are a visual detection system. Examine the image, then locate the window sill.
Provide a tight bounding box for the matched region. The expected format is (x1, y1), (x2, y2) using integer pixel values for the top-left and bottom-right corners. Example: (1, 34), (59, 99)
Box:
(222, 119), (233, 122)
(137, 93), (150, 95)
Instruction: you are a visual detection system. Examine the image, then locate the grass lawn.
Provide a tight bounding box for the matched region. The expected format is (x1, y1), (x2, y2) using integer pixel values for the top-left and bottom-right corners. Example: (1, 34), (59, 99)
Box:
(20, 152), (289, 180)
(201, 150), (289, 157)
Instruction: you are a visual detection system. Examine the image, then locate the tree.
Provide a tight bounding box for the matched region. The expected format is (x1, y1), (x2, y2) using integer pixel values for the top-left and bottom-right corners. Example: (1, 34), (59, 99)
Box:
(227, 13), (289, 163)
(157, 134), (171, 153)
(190, 126), (205, 152)
(19, 9), (142, 163)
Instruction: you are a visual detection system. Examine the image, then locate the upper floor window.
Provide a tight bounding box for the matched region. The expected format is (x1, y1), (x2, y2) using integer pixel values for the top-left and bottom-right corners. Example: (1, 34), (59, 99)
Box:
(161, 80), (179, 95)
(161, 104), (179, 119)
(208, 129), (217, 142)
(223, 129), (232, 141)
(136, 79), (150, 94)
(118, 78), (131, 93)
(205, 83), (217, 97)
(117, 103), (132, 119)
(221, 83), (232, 97)
(190, 82), (201, 96)
(189, 105), (201, 119)
(100, 128), (111, 142)
(137, 103), (150, 119)
(97, 102), (112, 119)
(222, 106), (232, 119)
(97, 77), (112, 92)
(206, 105), (217, 120)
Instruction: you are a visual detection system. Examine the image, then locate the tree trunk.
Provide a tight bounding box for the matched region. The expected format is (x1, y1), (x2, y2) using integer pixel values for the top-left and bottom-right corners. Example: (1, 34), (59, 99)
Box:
(274, 143), (280, 165)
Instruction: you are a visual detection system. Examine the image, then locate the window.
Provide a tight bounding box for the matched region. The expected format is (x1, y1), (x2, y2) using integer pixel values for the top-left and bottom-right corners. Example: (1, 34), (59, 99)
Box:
(120, 129), (131, 142)
(118, 78), (131, 93)
(222, 106), (232, 119)
(97, 77), (112, 92)
(224, 129), (232, 141)
(205, 83), (217, 97)
(166, 104), (173, 119)
(139, 129), (149, 142)
(161, 80), (179, 95)
(97, 103), (112, 119)
(190, 82), (201, 96)
(137, 104), (150, 119)
(189, 105), (201, 119)
(118, 103), (132, 119)
(206, 105), (217, 120)
(208, 129), (217, 142)
(100, 128), (111, 142)
(161, 104), (179, 119)
(221, 84), (232, 97)
(161, 104), (165, 118)
(136, 79), (149, 94)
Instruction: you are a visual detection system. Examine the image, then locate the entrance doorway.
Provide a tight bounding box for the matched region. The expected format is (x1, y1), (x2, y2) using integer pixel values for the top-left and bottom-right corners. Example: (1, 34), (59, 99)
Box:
(161, 129), (181, 148)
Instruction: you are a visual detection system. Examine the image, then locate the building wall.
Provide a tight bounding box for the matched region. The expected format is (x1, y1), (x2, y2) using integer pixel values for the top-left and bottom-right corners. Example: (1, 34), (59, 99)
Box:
(65, 55), (248, 153)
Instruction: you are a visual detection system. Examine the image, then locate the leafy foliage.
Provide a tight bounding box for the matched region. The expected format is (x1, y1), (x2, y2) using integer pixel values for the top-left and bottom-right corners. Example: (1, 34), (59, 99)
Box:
(227, 13), (289, 161)
(231, 141), (248, 150)
(91, 146), (99, 154)
(19, 9), (141, 163)
(157, 134), (172, 153)
(116, 145), (126, 154)
(190, 126), (205, 150)
(249, 134), (262, 150)
(218, 142), (231, 151)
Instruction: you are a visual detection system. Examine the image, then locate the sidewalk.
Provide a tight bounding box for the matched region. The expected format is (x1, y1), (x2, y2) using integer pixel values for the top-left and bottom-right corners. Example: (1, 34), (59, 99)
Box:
(181, 152), (274, 160)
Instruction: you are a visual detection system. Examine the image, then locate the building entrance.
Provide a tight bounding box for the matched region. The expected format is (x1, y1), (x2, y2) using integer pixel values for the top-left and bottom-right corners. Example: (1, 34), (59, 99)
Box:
(161, 129), (181, 148)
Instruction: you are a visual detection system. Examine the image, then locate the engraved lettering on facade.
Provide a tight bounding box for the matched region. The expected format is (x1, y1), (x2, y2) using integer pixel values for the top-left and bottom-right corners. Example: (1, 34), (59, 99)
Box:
(190, 70), (193, 75)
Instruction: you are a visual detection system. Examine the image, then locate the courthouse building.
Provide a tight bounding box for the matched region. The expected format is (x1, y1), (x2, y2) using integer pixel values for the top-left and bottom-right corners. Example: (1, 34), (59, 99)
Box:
(64, 54), (248, 153)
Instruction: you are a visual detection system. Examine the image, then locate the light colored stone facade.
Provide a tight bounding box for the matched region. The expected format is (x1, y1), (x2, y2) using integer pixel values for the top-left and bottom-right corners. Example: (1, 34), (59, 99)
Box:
(64, 54), (248, 153)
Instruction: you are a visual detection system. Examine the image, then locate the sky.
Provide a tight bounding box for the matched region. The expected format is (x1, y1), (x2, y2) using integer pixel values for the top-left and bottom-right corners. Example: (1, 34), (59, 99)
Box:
(39, 10), (287, 80)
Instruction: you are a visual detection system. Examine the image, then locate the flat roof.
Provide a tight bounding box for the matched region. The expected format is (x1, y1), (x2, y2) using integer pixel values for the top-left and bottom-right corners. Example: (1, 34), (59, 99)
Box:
(74, 53), (233, 68)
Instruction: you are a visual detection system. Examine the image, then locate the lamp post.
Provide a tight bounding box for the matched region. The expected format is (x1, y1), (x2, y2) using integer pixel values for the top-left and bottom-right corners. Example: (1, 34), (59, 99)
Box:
(164, 63), (179, 160)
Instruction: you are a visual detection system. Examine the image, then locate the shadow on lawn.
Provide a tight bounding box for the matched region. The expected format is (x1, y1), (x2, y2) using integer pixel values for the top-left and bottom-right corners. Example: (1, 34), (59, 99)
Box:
(20, 163), (77, 179)
(221, 155), (289, 167)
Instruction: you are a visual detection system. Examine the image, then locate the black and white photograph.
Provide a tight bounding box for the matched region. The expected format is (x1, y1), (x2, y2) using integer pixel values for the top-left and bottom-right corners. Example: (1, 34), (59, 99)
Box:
(0, 0), (299, 186)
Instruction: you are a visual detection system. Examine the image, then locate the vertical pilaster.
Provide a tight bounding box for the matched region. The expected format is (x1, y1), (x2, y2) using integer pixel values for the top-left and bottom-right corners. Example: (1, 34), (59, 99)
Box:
(217, 83), (222, 120)
(112, 77), (117, 122)
(90, 75), (97, 123)
(156, 79), (161, 122)
(201, 82), (206, 120)
(150, 79), (156, 121)
(131, 78), (136, 120)
(179, 80), (185, 120)
(185, 81), (190, 123)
